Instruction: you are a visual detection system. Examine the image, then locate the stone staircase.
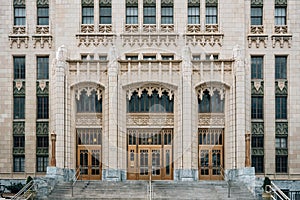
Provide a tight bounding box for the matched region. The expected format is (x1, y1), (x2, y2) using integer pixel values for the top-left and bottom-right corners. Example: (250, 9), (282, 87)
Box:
(46, 181), (257, 200)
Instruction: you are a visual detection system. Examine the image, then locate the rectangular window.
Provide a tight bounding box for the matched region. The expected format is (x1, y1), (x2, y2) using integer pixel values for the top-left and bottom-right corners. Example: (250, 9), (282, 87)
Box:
(37, 136), (49, 148)
(143, 2), (156, 24)
(251, 6), (263, 25)
(161, 3), (173, 24)
(14, 136), (25, 148)
(14, 5), (26, 25)
(251, 56), (263, 79)
(82, 5), (94, 24)
(251, 97), (263, 119)
(275, 6), (286, 25)
(126, 4), (138, 24)
(14, 57), (25, 79)
(251, 135), (264, 148)
(275, 56), (287, 79)
(37, 56), (49, 80)
(206, 54), (219, 60)
(100, 3), (112, 24)
(126, 55), (138, 60)
(276, 96), (287, 119)
(37, 5), (49, 25)
(37, 156), (48, 172)
(276, 137), (287, 148)
(188, 2), (200, 24)
(161, 55), (174, 60)
(143, 55), (156, 60)
(14, 97), (25, 119)
(37, 96), (49, 119)
(192, 55), (201, 60)
(252, 155), (264, 173)
(13, 156), (25, 172)
(276, 155), (288, 173)
(206, 5), (217, 24)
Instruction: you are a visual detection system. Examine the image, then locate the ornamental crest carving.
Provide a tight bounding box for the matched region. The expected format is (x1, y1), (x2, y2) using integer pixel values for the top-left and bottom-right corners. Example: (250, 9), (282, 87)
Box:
(14, 0), (25, 6)
(37, 0), (49, 6)
(275, 0), (287, 6)
(126, 85), (174, 100)
(251, 81), (264, 95)
(126, 0), (138, 6)
(206, 0), (218, 6)
(251, 0), (263, 6)
(251, 122), (264, 135)
(100, 0), (111, 6)
(161, 0), (173, 6)
(188, 0), (200, 6)
(144, 0), (155, 5)
(82, 0), (94, 6)
(275, 81), (288, 95)
(14, 81), (25, 96)
(37, 81), (49, 95)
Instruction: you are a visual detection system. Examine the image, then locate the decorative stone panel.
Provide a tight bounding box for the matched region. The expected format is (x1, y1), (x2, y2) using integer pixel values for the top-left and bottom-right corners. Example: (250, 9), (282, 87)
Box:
(99, 25), (113, 33)
(206, 0), (218, 6)
(36, 122), (49, 135)
(100, 0), (111, 6)
(127, 113), (174, 126)
(160, 25), (174, 33)
(82, 0), (94, 6)
(275, 0), (287, 6)
(76, 113), (102, 126)
(188, 0), (200, 6)
(275, 81), (288, 95)
(124, 25), (139, 33)
(248, 26), (268, 48)
(126, 84), (175, 100)
(126, 0), (138, 6)
(37, 81), (49, 95)
(275, 122), (288, 135)
(13, 122), (25, 135)
(271, 34), (292, 48)
(9, 26), (29, 48)
(13, 147), (25, 155)
(36, 147), (49, 155)
(13, 81), (25, 96)
(196, 83), (226, 100)
(251, 0), (263, 6)
(37, 0), (49, 6)
(81, 25), (95, 33)
(198, 113), (225, 127)
(252, 148), (264, 156)
(276, 149), (288, 155)
(33, 26), (52, 48)
(251, 122), (264, 135)
(122, 34), (178, 47)
(76, 35), (115, 47)
(251, 81), (264, 95)
(161, 0), (173, 6)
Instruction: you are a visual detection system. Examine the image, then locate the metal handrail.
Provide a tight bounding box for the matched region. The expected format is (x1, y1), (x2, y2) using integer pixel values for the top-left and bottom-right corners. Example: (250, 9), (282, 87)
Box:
(12, 180), (34, 200)
(72, 166), (81, 197)
(148, 174), (152, 200)
(219, 165), (231, 198)
(266, 182), (290, 200)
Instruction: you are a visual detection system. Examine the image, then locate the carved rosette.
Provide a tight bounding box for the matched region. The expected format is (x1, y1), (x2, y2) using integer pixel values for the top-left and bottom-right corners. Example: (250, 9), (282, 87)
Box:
(99, 25), (112, 33)
(251, 122), (264, 135)
(198, 113), (225, 127)
(126, 84), (174, 101)
(275, 80), (288, 95)
(76, 113), (103, 126)
(275, 122), (288, 135)
(127, 113), (174, 126)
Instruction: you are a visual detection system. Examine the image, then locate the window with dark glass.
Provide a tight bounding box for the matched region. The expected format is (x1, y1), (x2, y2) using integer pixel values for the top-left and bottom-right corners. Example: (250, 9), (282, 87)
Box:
(77, 128), (102, 145)
(126, 55), (138, 60)
(276, 155), (288, 173)
(251, 135), (264, 148)
(143, 2), (156, 24)
(37, 4), (49, 25)
(14, 97), (25, 119)
(251, 5), (263, 25)
(14, 57), (25, 79)
(276, 96), (287, 119)
(198, 90), (224, 113)
(37, 156), (48, 172)
(14, 155), (25, 172)
(276, 137), (287, 148)
(127, 90), (174, 113)
(205, 54), (219, 60)
(161, 2), (173, 24)
(188, 1), (200, 24)
(205, 4), (217, 24)
(252, 155), (264, 173)
(14, 4), (26, 25)
(37, 96), (49, 119)
(100, 2), (112, 24)
(251, 56), (263, 79)
(37, 56), (49, 80)
(76, 90), (102, 113)
(161, 55), (174, 60)
(82, 4), (94, 24)
(14, 136), (25, 148)
(275, 56), (287, 79)
(275, 6), (286, 25)
(37, 136), (49, 148)
(143, 55), (156, 60)
(126, 2), (138, 24)
(251, 97), (263, 119)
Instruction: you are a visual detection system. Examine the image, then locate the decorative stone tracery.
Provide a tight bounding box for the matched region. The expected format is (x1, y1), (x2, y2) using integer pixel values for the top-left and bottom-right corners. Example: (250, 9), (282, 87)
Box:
(126, 84), (174, 101)
(75, 84), (104, 101)
(196, 83), (226, 100)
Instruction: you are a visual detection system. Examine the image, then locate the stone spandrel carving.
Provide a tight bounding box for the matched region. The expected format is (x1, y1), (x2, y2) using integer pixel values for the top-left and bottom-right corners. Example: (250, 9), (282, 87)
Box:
(36, 122), (49, 135)
(37, 0), (49, 6)
(13, 122), (25, 135)
(198, 113), (225, 127)
(127, 114), (174, 126)
(251, 0), (263, 6)
(126, 85), (174, 101)
(14, 81), (25, 95)
(251, 81), (264, 95)
(82, 0), (94, 6)
(251, 122), (264, 135)
(275, 0), (287, 6)
(126, 0), (138, 6)
(276, 122), (288, 135)
(14, 0), (25, 6)
(100, 0), (111, 5)
(275, 80), (288, 95)
(76, 113), (102, 126)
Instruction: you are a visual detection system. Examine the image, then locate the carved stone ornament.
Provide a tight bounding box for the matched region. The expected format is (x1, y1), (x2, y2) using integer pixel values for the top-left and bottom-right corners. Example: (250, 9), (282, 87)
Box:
(275, 0), (287, 6)
(278, 81), (285, 91)
(122, 35), (177, 47)
(37, 0), (49, 6)
(248, 35), (268, 48)
(275, 122), (288, 135)
(272, 35), (292, 48)
(197, 83), (225, 100)
(100, 0), (111, 6)
(275, 80), (288, 95)
(75, 85), (103, 101)
(251, 0), (263, 6)
(144, 0), (156, 6)
(276, 149), (288, 155)
(14, 81), (25, 96)
(126, 0), (138, 6)
(252, 148), (264, 156)
(161, 0), (173, 6)
(250, 25), (264, 34)
(76, 113), (102, 126)
(252, 81), (264, 95)
(251, 122), (264, 135)
(13, 122), (25, 135)
(37, 81), (49, 95)
(127, 85), (174, 100)
(33, 35), (52, 48)
(206, 0), (218, 6)
(188, 0), (200, 6)
(99, 25), (113, 33)
(77, 35), (114, 47)
(186, 25), (201, 33)
(14, 0), (25, 6)
(198, 113), (225, 127)
(82, 0), (94, 6)
(274, 25), (288, 34)
(127, 114), (174, 126)
(36, 122), (49, 135)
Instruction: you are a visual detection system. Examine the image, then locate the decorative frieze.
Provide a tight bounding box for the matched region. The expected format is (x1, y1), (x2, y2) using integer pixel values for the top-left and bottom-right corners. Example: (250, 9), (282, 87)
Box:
(275, 0), (287, 6)
(76, 113), (103, 126)
(99, 25), (113, 33)
(36, 122), (49, 135)
(275, 81), (288, 95)
(251, 81), (264, 95)
(81, 25), (95, 33)
(126, 0), (138, 6)
(276, 149), (288, 155)
(75, 85), (103, 101)
(251, 122), (264, 135)
(122, 35), (178, 47)
(127, 113), (174, 126)
(13, 81), (25, 96)
(77, 35), (115, 47)
(13, 147), (25, 155)
(160, 25), (174, 33)
(252, 148), (264, 156)
(37, 0), (49, 6)
(198, 113), (225, 127)
(13, 122), (25, 135)
(251, 0), (263, 6)
(37, 81), (49, 95)
(185, 34), (223, 47)
(275, 122), (288, 135)
(14, 0), (25, 6)
(82, 0), (94, 6)
(36, 147), (49, 155)
(9, 26), (29, 48)
(186, 25), (201, 33)
(271, 34), (292, 48)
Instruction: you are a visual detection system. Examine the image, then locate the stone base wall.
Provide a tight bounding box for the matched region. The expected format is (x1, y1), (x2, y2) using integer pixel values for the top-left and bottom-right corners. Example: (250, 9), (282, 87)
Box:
(174, 169), (198, 181)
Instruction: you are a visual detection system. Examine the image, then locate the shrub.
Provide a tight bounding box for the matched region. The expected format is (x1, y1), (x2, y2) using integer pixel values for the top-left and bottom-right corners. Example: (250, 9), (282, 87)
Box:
(6, 182), (24, 194)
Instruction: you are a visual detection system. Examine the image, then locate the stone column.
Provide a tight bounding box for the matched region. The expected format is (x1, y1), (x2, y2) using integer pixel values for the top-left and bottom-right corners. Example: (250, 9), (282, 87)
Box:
(245, 132), (251, 167)
(50, 132), (56, 166)
(103, 46), (121, 181)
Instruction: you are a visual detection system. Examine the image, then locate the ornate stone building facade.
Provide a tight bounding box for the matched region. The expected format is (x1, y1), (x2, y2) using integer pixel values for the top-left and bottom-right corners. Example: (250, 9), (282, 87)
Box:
(0, 0), (300, 187)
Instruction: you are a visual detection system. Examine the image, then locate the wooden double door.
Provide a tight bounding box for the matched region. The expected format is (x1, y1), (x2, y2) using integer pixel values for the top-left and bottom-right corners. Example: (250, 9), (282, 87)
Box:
(127, 129), (173, 180)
